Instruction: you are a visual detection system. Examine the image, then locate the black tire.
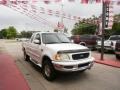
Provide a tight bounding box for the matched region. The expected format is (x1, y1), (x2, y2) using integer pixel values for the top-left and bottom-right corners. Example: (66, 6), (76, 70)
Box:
(23, 50), (30, 61)
(97, 49), (101, 52)
(42, 60), (56, 81)
(116, 54), (120, 60)
(80, 69), (86, 72)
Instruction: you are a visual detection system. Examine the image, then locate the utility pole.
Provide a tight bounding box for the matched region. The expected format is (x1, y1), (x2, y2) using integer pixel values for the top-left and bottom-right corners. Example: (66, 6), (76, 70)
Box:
(58, 2), (64, 33)
(101, 1), (108, 60)
(58, 1), (64, 33)
(61, 3), (64, 25)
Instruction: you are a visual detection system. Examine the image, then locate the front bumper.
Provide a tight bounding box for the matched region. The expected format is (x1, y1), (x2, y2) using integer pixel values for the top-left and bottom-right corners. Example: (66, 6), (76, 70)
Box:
(52, 57), (94, 72)
(96, 45), (113, 51)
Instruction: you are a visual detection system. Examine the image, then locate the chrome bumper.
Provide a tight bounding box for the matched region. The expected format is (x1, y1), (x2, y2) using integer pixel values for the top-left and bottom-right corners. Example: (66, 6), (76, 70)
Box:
(96, 45), (113, 50)
(52, 57), (94, 72)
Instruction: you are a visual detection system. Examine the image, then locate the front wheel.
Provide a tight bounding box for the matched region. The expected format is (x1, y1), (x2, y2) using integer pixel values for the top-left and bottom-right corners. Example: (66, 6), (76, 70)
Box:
(116, 54), (120, 60)
(42, 60), (56, 81)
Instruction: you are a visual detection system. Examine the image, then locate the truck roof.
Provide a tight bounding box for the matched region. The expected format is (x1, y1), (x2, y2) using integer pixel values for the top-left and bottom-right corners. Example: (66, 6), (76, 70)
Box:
(33, 32), (58, 34)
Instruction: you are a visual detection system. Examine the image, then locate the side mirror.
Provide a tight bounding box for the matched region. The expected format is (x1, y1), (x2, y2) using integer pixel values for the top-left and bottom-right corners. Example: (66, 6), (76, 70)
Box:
(33, 39), (41, 44)
(71, 40), (74, 43)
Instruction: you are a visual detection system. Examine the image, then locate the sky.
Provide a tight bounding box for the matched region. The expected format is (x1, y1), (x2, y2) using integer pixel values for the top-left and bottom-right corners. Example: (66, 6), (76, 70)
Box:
(0, 0), (120, 34)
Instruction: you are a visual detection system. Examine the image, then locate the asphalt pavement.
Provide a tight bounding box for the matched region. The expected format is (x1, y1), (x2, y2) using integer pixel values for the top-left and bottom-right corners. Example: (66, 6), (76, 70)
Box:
(0, 40), (120, 90)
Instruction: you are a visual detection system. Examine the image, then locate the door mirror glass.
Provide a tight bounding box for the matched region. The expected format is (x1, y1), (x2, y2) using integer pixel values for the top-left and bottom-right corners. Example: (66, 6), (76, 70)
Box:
(33, 39), (40, 44)
(71, 40), (74, 43)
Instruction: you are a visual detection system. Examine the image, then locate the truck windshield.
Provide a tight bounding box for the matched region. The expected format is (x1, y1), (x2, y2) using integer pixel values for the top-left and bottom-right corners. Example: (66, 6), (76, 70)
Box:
(42, 33), (71, 44)
(109, 36), (120, 40)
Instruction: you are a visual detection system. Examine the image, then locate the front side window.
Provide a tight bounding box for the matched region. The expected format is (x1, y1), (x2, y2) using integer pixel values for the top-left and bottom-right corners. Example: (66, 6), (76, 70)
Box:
(31, 34), (35, 42)
(35, 34), (41, 41)
(42, 33), (71, 44)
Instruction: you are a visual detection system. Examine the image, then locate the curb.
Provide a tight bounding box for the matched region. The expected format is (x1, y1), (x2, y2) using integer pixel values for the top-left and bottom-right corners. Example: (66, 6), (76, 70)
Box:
(0, 54), (30, 90)
(94, 57), (120, 68)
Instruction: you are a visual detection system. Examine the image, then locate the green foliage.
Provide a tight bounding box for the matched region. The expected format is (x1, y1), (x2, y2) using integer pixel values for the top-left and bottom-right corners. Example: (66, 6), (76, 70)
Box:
(103, 22), (120, 38)
(20, 31), (32, 38)
(7, 26), (17, 39)
(112, 22), (120, 35)
(0, 26), (17, 39)
(71, 22), (97, 35)
(0, 29), (7, 38)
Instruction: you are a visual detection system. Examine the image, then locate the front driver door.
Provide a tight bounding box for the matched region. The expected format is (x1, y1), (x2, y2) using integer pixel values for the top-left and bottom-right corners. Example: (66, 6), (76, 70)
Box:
(31, 33), (42, 64)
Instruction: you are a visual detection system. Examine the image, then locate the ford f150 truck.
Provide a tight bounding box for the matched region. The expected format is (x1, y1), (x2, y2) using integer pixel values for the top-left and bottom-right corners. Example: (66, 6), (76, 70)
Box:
(97, 35), (120, 52)
(115, 40), (120, 59)
(22, 32), (94, 81)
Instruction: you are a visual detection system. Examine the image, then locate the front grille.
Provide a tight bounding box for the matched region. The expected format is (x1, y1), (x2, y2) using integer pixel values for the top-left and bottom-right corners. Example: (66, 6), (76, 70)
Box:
(72, 53), (89, 60)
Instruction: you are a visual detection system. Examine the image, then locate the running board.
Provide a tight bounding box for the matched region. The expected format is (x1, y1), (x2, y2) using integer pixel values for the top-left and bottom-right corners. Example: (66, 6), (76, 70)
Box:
(29, 57), (42, 68)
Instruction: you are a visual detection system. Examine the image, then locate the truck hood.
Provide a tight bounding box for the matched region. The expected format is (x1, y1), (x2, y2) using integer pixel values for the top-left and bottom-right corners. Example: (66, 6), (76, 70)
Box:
(46, 43), (89, 52)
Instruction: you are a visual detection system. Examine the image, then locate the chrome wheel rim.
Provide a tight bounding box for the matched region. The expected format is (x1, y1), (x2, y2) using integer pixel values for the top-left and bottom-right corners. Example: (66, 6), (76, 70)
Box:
(44, 65), (51, 77)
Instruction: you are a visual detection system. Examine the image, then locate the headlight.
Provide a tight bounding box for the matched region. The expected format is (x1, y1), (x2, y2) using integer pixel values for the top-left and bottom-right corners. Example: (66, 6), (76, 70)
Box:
(53, 54), (70, 61)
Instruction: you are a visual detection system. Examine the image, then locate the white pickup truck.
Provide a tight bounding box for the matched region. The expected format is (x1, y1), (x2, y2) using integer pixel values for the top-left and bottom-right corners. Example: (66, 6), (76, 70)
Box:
(97, 35), (120, 52)
(22, 32), (94, 81)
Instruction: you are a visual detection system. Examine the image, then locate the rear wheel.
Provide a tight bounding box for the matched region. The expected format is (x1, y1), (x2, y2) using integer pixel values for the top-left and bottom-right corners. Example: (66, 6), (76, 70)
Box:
(23, 50), (30, 61)
(42, 60), (56, 81)
(116, 54), (120, 59)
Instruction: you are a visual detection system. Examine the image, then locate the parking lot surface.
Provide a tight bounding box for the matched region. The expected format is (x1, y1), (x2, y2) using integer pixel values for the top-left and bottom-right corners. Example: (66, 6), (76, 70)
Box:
(0, 40), (120, 90)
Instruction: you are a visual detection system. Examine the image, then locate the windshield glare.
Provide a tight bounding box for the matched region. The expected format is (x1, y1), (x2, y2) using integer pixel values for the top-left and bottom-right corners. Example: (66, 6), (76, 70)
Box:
(42, 33), (71, 44)
(109, 36), (120, 40)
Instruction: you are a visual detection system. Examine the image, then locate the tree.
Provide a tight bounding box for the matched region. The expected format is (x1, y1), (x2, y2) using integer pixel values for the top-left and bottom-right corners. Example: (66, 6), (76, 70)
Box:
(114, 14), (120, 23)
(99, 14), (120, 38)
(7, 26), (17, 39)
(54, 29), (58, 32)
(20, 31), (32, 38)
(0, 29), (7, 38)
(112, 22), (120, 35)
(71, 22), (97, 35)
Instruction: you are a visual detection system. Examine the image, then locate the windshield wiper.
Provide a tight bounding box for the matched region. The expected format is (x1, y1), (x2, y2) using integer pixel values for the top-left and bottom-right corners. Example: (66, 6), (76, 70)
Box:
(61, 42), (70, 43)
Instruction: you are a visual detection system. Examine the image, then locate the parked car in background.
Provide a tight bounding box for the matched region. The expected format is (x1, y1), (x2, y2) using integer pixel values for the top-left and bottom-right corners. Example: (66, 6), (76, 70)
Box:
(115, 40), (120, 59)
(16, 38), (29, 42)
(71, 35), (100, 50)
(97, 35), (120, 52)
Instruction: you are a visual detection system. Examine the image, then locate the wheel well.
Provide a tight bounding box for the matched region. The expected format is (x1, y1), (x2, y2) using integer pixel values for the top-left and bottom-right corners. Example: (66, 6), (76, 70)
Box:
(42, 56), (51, 65)
(80, 42), (86, 46)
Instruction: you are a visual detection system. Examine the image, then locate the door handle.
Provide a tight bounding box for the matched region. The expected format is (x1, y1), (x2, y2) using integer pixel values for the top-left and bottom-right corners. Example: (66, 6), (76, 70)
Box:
(41, 49), (43, 52)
